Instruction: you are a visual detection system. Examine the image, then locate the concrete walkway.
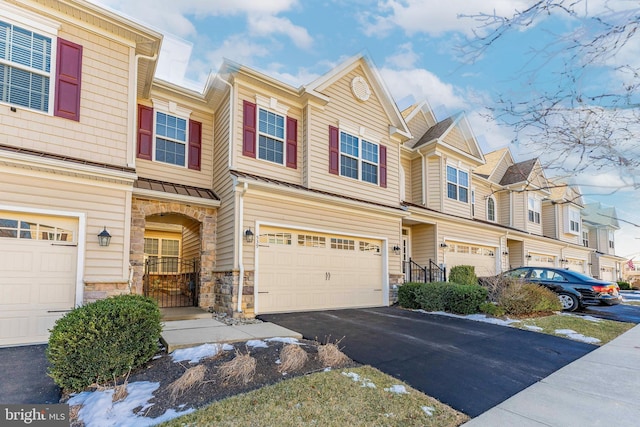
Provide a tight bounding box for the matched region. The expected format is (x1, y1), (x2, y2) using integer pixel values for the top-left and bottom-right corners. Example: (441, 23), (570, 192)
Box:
(463, 323), (640, 426)
(160, 318), (302, 352)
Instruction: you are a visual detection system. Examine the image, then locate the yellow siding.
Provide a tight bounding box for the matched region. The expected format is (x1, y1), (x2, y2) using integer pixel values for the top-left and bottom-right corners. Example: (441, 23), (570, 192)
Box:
(492, 156), (512, 183)
(513, 192), (526, 230)
(426, 156), (442, 211)
(406, 111), (434, 143)
(542, 203), (557, 238)
(135, 103), (215, 188)
(410, 157), (423, 204)
(400, 156), (411, 202)
(442, 127), (469, 153)
(242, 191), (402, 274)
(498, 192), (510, 227)
(181, 221), (200, 261)
(473, 182), (492, 221)
(1, 169), (130, 282)
(233, 85), (303, 184)
(408, 224), (436, 266)
(307, 66), (400, 206)
(1, 24), (131, 166)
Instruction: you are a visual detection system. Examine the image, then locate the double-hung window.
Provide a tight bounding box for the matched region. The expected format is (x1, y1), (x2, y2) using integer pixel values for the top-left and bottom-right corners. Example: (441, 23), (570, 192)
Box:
(565, 207), (581, 235)
(155, 111), (187, 167)
(528, 197), (541, 224)
(339, 131), (379, 184)
(446, 165), (468, 203)
(0, 20), (51, 112)
(258, 108), (285, 164)
(144, 237), (180, 274)
(608, 231), (615, 249)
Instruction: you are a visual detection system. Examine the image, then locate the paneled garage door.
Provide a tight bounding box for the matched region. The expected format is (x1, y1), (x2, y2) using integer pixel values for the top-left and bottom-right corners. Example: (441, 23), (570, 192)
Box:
(0, 212), (78, 346)
(444, 242), (497, 276)
(257, 227), (383, 313)
(566, 258), (587, 274)
(528, 253), (556, 269)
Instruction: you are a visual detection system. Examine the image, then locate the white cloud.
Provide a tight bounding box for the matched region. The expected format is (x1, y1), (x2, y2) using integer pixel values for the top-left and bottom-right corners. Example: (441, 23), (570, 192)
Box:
(247, 15), (313, 49)
(384, 43), (420, 69)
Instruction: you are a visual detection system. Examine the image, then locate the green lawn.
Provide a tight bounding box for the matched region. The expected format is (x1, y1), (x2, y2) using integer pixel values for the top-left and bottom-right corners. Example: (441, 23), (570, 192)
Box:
(159, 366), (469, 427)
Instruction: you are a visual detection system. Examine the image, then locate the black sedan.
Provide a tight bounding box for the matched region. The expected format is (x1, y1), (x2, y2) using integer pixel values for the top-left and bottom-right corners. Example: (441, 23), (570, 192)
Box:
(501, 267), (622, 312)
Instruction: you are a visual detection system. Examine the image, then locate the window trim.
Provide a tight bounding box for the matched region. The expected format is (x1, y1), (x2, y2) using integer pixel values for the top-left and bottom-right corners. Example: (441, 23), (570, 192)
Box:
(0, 5), (59, 115)
(256, 106), (287, 166)
(528, 196), (541, 224)
(487, 195), (496, 222)
(151, 100), (192, 168)
(564, 206), (581, 235)
(338, 129), (380, 185)
(446, 164), (469, 203)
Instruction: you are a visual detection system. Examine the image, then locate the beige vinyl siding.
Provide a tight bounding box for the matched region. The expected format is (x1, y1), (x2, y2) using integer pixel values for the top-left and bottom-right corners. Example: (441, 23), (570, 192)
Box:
(135, 102), (215, 188)
(410, 157), (423, 204)
(400, 156), (412, 202)
(442, 161), (471, 218)
(492, 157), (511, 183)
(442, 127), (469, 153)
(242, 191), (401, 274)
(233, 85), (303, 184)
(181, 221), (200, 261)
(1, 25), (131, 166)
(1, 169), (130, 282)
(507, 240), (524, 269)
(473, 182), (493, 221)
(438, 220), (501, 264)
(307, 67), (400, 207)
(524, 239), (560, 262)
(406, 111), (434, 140)
(542, 203), (557, 238)
(408, 224), (437, 267)
(426, 156), (442, 211)
(512, 192), (526, 231)
(498, 192), (510, 227)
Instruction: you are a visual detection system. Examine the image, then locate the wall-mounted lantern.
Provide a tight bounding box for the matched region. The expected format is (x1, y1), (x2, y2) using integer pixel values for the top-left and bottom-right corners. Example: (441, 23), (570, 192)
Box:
(392, 245), (401, 255)
(97, 226), (112, 247)
(440, 242), (448, 248)
(244, 228), (254, 244)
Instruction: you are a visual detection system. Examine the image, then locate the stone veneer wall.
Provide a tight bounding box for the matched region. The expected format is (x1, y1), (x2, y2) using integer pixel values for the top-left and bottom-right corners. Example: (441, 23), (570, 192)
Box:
(130, 197), (217, 309)
(211, 270), (255, 318)
(389, 273), (404, 304)
(83, 281), (130, 303)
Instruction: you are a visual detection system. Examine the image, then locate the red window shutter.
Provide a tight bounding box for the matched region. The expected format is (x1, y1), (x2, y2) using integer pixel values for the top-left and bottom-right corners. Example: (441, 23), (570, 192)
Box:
(243, 101), (257, 158)
(286, 116), (297, 169)
(380, 145), (387, 188)
(137, 105), (153, 160)
(329, 125), (339, 175)
(188, 119), (202, 170)
(54, 38), (82, 121)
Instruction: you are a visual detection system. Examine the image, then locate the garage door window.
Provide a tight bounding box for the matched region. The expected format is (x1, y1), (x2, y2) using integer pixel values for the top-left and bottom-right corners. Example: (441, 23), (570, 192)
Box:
(262, 232), (292, 245)
(0, 217), (73, 241)
(359, 242), (380, 253)
(447, 243), (495, 257)
(331, 238), (355, 250)
(298, 234), (326, 248)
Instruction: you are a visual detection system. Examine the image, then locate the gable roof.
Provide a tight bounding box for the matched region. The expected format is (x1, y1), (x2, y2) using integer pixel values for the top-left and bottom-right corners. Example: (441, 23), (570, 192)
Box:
(582, 203), (620, 229)
(546, 181), (584, 207)
(304, 53), (411, 139)
(499, 158), (539, 186)
(474, 148), (511, 178)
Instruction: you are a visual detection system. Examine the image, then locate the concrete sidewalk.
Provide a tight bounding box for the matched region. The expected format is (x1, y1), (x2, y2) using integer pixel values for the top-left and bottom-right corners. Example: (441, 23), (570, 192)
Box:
(160, 318), (303, 352)
(463, 323), (640, 426)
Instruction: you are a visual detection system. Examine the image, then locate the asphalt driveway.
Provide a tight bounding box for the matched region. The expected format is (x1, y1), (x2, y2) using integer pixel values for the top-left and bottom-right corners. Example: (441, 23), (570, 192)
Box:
(0, 344), (60, 404)
(260, 307), (595, 417)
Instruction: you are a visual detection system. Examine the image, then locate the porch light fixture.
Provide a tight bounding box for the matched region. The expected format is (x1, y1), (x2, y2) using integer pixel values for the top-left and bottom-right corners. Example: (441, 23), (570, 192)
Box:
(440, 242), (448, 248)
(97, 226), (112, 247)
(392, 245), (401, 255)
(244, 228), (254, 244)
(502, 250), (509, 256)
(560, 258), (568, 263)
(525, 253), (532, 259)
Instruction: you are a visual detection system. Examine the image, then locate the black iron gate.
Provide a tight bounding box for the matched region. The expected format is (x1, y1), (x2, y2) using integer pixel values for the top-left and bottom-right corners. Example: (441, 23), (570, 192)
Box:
(403, 258), (446, 283)
(143, 258), (200, 308)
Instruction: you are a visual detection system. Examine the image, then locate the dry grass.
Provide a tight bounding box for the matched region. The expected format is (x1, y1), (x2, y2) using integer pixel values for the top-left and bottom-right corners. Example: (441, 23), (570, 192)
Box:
(514, 314), (634, 344)
(167, 365), (207, 401)
(159, 366), (469, 427)
(278, 344), (308, 373)
(318, 342), (351, 368)
(218, 350), (256, 385)
(69, 405), (82, 426)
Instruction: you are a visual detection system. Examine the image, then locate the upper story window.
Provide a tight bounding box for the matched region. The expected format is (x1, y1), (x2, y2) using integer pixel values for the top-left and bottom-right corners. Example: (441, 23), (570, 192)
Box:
(446, 165), (468, 203)
(487, 196), (496, 222)
(258, 108), (285, 164)
(339, 131), (379, 184)
(471, 190), (476, 216)
(0, 20), (51, 112)
(582, 231), (589, 247)
(565, 207), (581, 235)
(528, 196), (541, 224)
(0, 8), (82, 121)
(608, 230), (615, 249)
(156, 111), (187, 167)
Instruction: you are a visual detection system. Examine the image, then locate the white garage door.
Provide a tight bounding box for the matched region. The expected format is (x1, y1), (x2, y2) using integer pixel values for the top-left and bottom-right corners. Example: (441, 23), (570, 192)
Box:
(600, 266), (615, 281)
(566, 258), (587, 274)
(529, 253), (556, 268)
(445, 242), (496, 276)
(0, 212), (78, 346)
(257, 227), (383, 313)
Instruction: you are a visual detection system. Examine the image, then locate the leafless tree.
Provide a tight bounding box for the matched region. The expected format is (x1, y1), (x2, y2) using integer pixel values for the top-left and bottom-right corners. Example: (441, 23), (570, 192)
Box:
(459, 0), (640, 189)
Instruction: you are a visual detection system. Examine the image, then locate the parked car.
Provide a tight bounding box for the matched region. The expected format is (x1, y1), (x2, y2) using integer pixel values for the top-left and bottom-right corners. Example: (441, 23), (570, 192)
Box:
(500, 267), (622, 312)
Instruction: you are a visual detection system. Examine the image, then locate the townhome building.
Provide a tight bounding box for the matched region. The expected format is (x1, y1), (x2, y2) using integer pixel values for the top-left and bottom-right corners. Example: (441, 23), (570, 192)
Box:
(581, 203), (624, 280)
(0, 0), (624, 347)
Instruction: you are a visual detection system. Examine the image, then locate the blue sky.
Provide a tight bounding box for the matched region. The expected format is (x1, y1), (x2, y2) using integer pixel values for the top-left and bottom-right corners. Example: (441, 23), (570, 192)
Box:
(93, 0), (640, 257)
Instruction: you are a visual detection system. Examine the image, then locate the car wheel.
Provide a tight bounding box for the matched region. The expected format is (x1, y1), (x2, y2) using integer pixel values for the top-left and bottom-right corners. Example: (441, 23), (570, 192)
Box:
(558, 293), (579, 312)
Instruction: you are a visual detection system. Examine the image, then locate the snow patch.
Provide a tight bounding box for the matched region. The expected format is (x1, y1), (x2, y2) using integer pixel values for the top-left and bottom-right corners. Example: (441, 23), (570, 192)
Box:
(421, 406), (435, 416)
(421, 310), (519, 326)
(554, 329), (601, 344)
(341, 371), (376, 388)
(560, 312), (602, 322)
(265, 337), (301, 344)
(523, 325), (544, 331)
(171, 343), (233, 363)
(246, 339), (269, 348)
(384, 385), (409, 394)
(68, 381), (194, 427)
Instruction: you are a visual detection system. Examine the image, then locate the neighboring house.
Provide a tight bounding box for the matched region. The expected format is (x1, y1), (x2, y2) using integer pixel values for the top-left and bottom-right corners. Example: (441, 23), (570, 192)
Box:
(0, 0), (625, 347)
(581, 203), (624, 280)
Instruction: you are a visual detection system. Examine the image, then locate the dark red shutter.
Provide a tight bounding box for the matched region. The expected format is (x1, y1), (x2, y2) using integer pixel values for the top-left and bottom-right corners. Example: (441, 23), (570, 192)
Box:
(188, 119), (202, 170)
(137, 105), (153, 160)
(243, 101), (257, 158)
(379, 145), (387, 188)
(54, 38), (82, 121)
(286, 116), (297, 169)
(329, 125), (339, 175)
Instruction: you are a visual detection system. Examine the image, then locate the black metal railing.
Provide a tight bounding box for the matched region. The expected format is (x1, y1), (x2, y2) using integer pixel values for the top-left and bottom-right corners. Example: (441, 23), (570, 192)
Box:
(143, 258), (200, 308)
(403, 258), (446, 283)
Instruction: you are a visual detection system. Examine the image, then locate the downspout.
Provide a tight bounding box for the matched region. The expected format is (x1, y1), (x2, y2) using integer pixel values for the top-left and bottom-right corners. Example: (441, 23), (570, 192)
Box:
(237, 182), (249, 313)
(213, 74), (235, 169)
(419, 151), (427, 205)
(131, 52), (158, 167)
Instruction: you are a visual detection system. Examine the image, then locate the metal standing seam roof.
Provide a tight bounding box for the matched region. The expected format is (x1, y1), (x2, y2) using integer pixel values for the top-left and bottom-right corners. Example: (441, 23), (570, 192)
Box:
(134, 177), (219, 200)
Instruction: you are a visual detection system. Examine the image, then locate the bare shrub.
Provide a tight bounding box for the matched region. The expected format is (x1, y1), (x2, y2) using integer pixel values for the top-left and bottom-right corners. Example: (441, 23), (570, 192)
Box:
(498, 282), (562, 315)
(318, 341), (350, 368)
(218, 350), (256, 385)
(167, 365), (207, 400)
(278, 344), (308, 373)
(478, 275), (514, 303)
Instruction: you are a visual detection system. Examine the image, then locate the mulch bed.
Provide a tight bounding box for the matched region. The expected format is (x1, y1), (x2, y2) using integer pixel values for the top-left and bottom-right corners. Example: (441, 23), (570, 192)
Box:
(66, 338), (358, 423)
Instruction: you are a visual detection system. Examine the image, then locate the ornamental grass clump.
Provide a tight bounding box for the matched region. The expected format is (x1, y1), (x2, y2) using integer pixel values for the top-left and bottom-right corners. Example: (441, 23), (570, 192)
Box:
(46, 294), (161, 392)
